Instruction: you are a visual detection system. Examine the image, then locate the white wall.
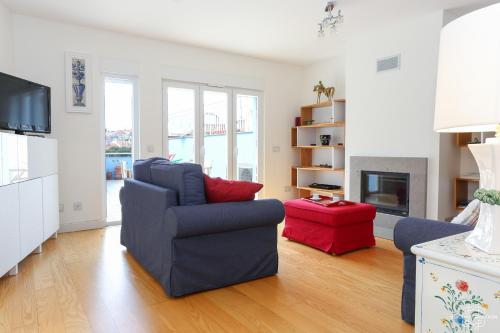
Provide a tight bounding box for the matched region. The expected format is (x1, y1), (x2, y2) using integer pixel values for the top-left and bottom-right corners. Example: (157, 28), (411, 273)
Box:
(345, 11), (445, 220)
(12, 15), (304, 231)
(301, 56), (346, 104)
(300, 12), (452, 220)
(0, 1), (13, 73)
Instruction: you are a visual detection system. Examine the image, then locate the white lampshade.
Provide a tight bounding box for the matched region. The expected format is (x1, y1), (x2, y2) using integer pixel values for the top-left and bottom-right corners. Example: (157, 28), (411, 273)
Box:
(434, 3), (500, 133)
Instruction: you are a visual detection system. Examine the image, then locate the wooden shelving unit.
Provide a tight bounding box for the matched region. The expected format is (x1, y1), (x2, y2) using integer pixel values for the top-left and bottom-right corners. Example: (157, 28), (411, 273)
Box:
(454, 176), (480, 211)
(452, 132), (493, 213)
(456, 132), (495, 147)
(456, 133), (473, 147)
(291, 99), (346, 199)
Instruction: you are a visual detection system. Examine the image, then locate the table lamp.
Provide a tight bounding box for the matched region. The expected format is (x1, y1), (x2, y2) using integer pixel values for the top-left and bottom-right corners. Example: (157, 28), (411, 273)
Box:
(434, 3), (500, 254)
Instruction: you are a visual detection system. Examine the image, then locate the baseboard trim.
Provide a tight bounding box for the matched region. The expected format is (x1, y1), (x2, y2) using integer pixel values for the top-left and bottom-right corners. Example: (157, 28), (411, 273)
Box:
(107, 220), (122, 226)
(374, 226), (394, 240)
(59, 219), (107, 233)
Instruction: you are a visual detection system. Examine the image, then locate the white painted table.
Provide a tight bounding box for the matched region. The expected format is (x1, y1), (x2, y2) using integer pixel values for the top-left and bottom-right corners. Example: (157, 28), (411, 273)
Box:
(412, 232), (500, 332)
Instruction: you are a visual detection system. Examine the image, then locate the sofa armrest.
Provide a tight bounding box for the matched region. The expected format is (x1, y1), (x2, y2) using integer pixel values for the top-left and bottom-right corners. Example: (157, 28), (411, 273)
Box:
(165, 199), (285, 238)
(394, 217), (474, 254)
(120, 179), (178, 212)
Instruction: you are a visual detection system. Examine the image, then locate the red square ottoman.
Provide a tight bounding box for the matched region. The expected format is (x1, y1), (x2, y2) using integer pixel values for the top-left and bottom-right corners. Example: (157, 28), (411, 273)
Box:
(282, 200), (376, 255)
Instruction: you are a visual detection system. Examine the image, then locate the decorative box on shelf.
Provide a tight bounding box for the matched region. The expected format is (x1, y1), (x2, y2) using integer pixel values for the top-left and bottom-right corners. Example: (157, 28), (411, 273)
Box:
(412, 232), (500, 332)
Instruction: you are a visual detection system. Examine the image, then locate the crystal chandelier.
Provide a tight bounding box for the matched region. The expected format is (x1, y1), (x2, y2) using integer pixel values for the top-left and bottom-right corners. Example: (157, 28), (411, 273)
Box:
(318, 1), (344, 37)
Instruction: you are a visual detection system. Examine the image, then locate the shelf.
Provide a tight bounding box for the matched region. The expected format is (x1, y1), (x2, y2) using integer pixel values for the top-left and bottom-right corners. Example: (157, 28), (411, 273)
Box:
(296, 186), (345, 196)
(301, 101), (332, 109)
(456, 132), (495, 147)
(454, 177), (480, 212)
(294, 166), (345, 172)
(294, 145), (345, 149)
(300, 99), (346, 110)
(297, 121), (345, 129)
(456, 176), (480, 182)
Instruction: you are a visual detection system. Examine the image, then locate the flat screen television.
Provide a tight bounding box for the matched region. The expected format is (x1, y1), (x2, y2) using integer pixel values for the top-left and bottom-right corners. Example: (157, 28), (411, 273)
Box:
(0, 72), (51, 134)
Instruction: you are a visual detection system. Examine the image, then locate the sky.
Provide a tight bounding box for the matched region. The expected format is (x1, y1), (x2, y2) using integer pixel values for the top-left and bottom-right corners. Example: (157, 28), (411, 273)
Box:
(104, 79), (133, 131)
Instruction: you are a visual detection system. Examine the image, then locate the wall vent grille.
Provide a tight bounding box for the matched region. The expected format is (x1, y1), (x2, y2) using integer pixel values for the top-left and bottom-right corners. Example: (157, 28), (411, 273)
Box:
(377, 55), (401, 72)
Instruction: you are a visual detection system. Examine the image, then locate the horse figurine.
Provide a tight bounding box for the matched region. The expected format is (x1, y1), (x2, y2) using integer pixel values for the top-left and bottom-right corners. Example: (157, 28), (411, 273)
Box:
(313, 81), (335, 103)
(313, 81), (326, 104)
(324, 86), (335, 101)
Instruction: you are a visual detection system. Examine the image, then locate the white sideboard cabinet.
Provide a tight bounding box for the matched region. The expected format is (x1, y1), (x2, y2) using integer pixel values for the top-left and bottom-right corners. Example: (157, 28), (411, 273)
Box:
(0, 133), (59, 277)
(412, 232), (500, 332)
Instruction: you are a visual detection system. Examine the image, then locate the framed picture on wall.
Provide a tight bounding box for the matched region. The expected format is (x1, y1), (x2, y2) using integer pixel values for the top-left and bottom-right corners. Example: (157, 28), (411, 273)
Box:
(65, 52), (92, 113)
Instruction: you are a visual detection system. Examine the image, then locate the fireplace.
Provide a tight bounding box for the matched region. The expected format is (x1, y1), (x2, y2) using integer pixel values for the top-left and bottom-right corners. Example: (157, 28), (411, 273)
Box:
(360, 171), (410, 217)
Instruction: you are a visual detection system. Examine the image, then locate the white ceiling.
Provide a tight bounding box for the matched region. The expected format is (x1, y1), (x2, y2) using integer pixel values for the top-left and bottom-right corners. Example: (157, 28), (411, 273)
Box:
(3, 0), (498, 65)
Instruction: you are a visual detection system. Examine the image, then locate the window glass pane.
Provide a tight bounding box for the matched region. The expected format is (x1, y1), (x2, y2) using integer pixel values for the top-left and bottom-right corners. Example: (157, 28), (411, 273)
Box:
(203, 90), (228, 178)
(167, 87), (196, 163)
(236, 94), (258, 182)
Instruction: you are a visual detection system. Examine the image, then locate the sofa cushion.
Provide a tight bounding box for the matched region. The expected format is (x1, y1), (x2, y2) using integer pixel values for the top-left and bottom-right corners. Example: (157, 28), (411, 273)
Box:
(203, 175), (263, 203)
(133, 157), (169, 183)
(150, 163), (206, 206)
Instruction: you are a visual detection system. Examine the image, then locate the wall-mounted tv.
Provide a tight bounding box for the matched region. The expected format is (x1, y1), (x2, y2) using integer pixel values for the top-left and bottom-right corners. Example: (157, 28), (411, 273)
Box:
(0, 72), (51, 134)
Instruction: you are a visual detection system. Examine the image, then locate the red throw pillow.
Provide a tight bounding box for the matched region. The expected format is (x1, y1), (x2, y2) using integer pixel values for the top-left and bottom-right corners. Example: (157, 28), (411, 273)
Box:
(203, 175), (263, 203)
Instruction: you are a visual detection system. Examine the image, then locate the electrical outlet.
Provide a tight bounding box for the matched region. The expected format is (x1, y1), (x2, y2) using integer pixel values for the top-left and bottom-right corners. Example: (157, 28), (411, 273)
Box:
(147, 145), (155, 153)
(284, 186), (292, 193)
(272, 146), (280, 153)
(73, 202), (83, 211)
(59, 204), (64, 213)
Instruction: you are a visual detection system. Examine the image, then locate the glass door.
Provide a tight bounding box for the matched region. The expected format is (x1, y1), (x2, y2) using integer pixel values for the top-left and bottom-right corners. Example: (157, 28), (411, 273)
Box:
(164, 83), (199, 163)
(234, 91), (260, 182)
(104, 76), (137, 223)
(164, 82), (261, 183)
(201, 88), (231, 178)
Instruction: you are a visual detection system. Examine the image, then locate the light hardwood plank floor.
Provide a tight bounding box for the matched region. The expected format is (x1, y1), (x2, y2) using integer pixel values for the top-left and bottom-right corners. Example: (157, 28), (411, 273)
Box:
(0, 226), (413, 333)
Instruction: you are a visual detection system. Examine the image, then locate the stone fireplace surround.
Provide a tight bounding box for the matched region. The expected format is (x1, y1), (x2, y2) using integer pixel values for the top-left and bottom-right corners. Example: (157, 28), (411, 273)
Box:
(350, 156), (428, 239)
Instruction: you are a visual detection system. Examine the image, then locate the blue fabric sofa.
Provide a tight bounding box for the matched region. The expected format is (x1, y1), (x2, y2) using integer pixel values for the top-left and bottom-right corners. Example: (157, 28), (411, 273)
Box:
(119, 159), (285, 297)
(393, 217), (474, 324)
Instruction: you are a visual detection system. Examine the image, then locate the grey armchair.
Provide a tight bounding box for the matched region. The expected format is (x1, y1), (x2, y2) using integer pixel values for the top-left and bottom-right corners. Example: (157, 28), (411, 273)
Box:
(120, 159), (285, 297)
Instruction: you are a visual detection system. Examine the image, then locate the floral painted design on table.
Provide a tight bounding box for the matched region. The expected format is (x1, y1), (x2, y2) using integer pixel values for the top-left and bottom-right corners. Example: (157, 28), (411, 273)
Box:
(435, 280), (488, 332)
(71, 58), (86, 107)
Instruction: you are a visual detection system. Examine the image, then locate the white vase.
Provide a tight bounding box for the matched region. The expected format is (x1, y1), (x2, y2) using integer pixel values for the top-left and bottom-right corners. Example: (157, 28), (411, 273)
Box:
(466, 140), (500, 254)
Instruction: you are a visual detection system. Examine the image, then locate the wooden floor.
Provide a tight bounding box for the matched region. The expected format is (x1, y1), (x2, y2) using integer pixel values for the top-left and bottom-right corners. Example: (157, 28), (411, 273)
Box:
(0, 226), (413, 333)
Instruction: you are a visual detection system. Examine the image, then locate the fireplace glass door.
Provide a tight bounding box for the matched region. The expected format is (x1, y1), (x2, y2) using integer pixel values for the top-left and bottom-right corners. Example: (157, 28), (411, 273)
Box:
(360, 171), (410, 216)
